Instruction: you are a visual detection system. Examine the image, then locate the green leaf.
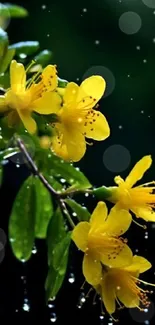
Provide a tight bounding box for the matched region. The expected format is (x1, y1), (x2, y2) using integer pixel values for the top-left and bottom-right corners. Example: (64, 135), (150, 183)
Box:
(0, 27), (8, 58)
(0, 165), (3, 186)
(0, 3), (28, 17)
(45, 265), (66, 301)
(9, 41), (39, 56)
(53, 232), (71, 275)
(58, 77), (68, 88)
(45, 151), (91, 190)
(47, 207), (66, 266)
(0, 71), (10, 88)
(34, 177), (53, 239)
(65, 199), (90, 221)
(9, 176), (36, 261)
(34, 50), (52, 67)
(0, 47), (15, 73)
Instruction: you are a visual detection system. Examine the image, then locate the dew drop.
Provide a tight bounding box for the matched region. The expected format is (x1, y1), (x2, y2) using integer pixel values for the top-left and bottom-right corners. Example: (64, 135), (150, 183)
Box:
(68, 272), (75, 283)
(72, 212), (77, 217)
(19, 53), (27, 59)
(50, 312), (57, 322)
(99, 315), (104, 320)
(85, 192), (89, 197)
(48, 302), (54, 308)
(60, 178), (66, 184)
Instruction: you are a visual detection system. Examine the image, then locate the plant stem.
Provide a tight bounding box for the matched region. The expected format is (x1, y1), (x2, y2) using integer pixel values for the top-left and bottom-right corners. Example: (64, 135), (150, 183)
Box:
(16, 137), (75, 228)
(16, 137), (58, 197)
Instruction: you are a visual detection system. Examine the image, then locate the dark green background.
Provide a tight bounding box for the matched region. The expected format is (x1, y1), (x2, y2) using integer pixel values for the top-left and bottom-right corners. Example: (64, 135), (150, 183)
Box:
(1, 0), (155, 324)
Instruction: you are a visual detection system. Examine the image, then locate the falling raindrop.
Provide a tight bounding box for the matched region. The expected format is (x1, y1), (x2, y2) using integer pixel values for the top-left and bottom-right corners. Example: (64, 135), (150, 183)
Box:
(22, 299), (30, 312)
(144, 232), (148, 239)
(127, 74), (130, 77)
(72, 212), (77, 217)
(68, 272), (75, 283)
(145, 321), (150, 325)
(118, 125), (123, 129)
(136, 45), (141, 50)
(99, 315), (104, 320)
(48, 302), (54, 308)
(32, 245), (37, 254)
(141, 110), (144, 114)
(16, 164), (20, 168)
(143, 59), (147, 63)
(47, 34), (50, 37)
(85, 193), (89, 197)
(130, 98), (133, 101)
(42, 4), (46, 9)
(50, 312), (57, 322)
(82, 8), (87, 12)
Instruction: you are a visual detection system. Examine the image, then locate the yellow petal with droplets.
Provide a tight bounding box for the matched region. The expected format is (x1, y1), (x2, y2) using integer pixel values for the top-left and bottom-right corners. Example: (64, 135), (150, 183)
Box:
(124, 255), (151, 274)
(76, 76), (106, 110)
(131, 206), (155, 221)
(90, 201), (108, 231)
(51, 124), (86, 162)
(41, 65), (58, 91)
(125, 155), (152, 188)
(82, 253), (102, 285)
(101, 273), (116, 314)
(10, 60), (26, 93)
(71, 222), (90, 252)
(83, 111), (110, 141)
(100, 242), (133, 268)
(117, 283), (140, 308)
(17, 109), (37, 134)
(32, 91), (61, 114)
(63, 82), (79, 109)
(101, 206), (132, 236)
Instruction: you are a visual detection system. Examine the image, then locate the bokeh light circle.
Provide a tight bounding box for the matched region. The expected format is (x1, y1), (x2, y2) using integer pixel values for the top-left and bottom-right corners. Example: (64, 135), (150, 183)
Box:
(129, 301), (155, 323)
(0, 3), (11, 30)
(119, 12), (142, 35)
(103, 144), (131, 173)
(82, 66), (115, 98)
(142, 0), (155, 8)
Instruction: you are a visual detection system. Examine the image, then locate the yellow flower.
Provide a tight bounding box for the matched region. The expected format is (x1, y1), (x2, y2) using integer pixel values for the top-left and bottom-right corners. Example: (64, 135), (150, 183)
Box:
(109, 155), (155, 222)
(72, 201), (132, 286)
(50, 76), (110, 162)
(0, 60), (61, 134)
(97, 255), (152, 315)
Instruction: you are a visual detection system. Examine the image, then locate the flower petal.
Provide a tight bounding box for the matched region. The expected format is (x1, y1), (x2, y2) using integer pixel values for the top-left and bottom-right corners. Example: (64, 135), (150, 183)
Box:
(117, 284), (139, 308)
(124, 255), (151, 274)
(101, 273), (116, 314)
(90, 201), (108, 231)
(32, 91), (61, 114)
(10, 60), (26, 93)
(125, 156), (152, 188)
(100, 242), (133, 268)
(131, 206), (155, 221)
(102, 206), (132, 236)
(63, 82), (79, 108)
(42, 65), (58, 91)
(82, 253), (102, 285)
(17, 109), (37, 134)
(71, 222), (90, 252)
(83, 111), (110, 141)
(76, 76), (106, 110)
(51, 124), (86, 162)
